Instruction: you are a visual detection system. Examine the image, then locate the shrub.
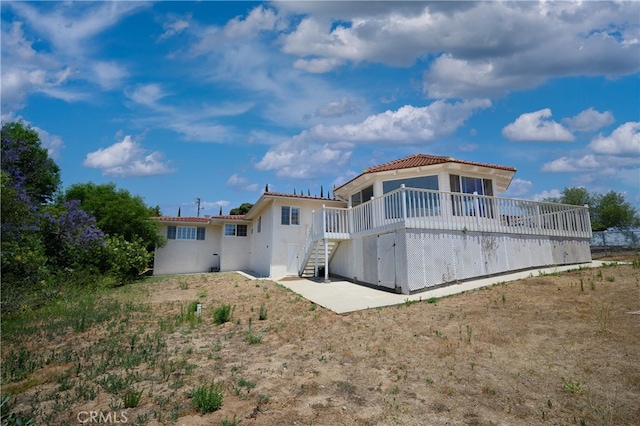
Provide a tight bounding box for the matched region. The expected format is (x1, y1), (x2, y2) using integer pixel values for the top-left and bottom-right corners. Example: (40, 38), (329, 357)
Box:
(214, 304), (233, 325)
(102, 235), (152, 284)
(122, 388), (143, 408)
(244, 330), (262, 345)
(258, 304), (267, 320)
(192, 383), (223, 414)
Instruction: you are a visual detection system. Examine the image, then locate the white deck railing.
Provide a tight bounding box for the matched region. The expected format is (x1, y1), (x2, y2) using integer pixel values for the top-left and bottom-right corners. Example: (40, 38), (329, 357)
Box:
(312, 186), (592, 242)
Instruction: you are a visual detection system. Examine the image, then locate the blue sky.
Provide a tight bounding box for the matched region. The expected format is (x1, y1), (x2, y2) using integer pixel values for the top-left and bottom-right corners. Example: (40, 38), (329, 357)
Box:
(2, 1), (639, 217)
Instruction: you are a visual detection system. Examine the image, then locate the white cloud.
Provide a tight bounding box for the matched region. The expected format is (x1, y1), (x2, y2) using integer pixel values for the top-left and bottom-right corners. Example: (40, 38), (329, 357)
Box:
(125, 84), (168, 107)
(33, 125), (65, 160)
(313, 99), (491, 144)
(502, 109), (575, 142)
(83, 135), (174, 177)
(313, 96), (361, 119)
(92, 61), (128, 90)
(423, 55), (542, 99)
(293, 57), (344, 74)
(256, 137), (352, 179)
(158, 17), (190, 42)
(541, 155), (600, 173)
(223, 6), (279, 39)
(226, 174), (260, 192)
(588, 122), (640, 156)
(562, 108), (614, 132)
(277, 2), (639, 96)
(504, 178), (533, 198)
(8, 2), (147, 56)
(256, 100), (490, 179)
(2, 2), (147, 112)
(533, 189), (561, 202)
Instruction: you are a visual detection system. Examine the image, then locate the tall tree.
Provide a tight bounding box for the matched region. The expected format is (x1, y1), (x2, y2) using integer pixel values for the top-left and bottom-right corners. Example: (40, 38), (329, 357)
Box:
(229, 203), (253, 215)
(1, 122), (61, 204)
(64, 182), (163, 251)
(594, 191), (639, 231)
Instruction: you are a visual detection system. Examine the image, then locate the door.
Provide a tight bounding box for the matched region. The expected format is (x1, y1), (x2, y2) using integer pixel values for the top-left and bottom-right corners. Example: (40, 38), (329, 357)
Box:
(286, 244), (299, 275)
(377, 233), (396, 289)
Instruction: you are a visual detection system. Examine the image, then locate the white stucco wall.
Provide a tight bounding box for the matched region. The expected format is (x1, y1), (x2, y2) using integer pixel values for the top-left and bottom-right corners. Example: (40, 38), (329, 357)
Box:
(269, 199), (312, 279)
(249, 210), (273, 278)
(219, 228), (251, 272)
(153, 225), (221, 275)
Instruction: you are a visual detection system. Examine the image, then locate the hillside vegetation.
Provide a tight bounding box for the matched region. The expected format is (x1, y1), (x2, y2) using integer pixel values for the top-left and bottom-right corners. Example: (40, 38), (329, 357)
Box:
(2, 260), (639, 425)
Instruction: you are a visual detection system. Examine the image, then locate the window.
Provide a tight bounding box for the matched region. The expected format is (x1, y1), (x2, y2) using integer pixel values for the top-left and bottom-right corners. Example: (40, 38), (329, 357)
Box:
(450, 175), (494, 218)
(257, 216), (261, 233)
(382, 176), (440, 219)
(382, 176), (438, 193)
(351, 185), (373, 207)
(281, 206), (300, 225)
(167, 226), (205, 240)
(224, 224), (248, 237)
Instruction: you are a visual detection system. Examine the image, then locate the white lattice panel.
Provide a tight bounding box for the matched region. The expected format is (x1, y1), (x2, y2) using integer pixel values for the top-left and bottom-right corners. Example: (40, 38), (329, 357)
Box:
(348, 228), (592, 294)
(482, 234), (510, 275)
(452, 233), (484, 281)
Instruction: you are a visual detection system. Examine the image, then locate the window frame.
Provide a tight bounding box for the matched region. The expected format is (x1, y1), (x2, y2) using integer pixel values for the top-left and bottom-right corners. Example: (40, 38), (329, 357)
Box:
(281, 206), (300, 226)
(449, 174), (494, 218)
(224, 223), (248, 237)
(167, 226), (205, 240)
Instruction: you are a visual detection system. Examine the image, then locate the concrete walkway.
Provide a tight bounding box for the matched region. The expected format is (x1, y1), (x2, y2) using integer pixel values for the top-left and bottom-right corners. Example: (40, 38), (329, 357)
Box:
(272, 261), (608, 314)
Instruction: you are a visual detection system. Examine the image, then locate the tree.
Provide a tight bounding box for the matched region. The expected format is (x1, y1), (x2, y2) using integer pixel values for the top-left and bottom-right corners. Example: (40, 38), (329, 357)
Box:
(40, 200), (105, 269)
(594, 191), (639, 231)
(1, 121), (61, 204)
(548, 187), (593, 207)
(63, 182), (163, 251)
(229, 203), (253, 215)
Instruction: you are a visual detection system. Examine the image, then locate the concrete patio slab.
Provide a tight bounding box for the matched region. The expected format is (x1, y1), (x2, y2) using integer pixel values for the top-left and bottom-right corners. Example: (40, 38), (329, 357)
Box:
(273, 261), (608, 314)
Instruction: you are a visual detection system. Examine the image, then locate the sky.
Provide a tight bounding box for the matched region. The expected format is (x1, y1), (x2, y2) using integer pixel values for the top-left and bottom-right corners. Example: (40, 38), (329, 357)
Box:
(1, 1), (639, 217)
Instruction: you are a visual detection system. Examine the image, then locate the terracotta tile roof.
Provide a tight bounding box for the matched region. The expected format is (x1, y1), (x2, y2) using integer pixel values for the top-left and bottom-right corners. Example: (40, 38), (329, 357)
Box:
(152, 216), (211, 223)
(335, 154), (516, 192)
(263, 191), (338, 201)
(365, 154), (516, 173)
(152, 215), (247, 222)
(209, 215), (247, 220)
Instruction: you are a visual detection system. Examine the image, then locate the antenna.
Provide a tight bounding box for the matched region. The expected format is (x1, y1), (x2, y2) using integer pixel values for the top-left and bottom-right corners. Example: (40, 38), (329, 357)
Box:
(195, 198), (204, 217)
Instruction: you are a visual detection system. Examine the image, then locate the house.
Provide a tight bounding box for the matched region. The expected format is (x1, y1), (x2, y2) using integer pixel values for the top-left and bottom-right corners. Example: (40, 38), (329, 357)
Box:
(152, 154), (592, 294)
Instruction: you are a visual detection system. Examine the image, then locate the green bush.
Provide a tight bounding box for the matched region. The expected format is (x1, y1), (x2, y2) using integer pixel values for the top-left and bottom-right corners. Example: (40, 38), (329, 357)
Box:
(122, 388), (143, 408)
(213, 304), (233, 325)
(258, 304), (267, 320)
(103, 235), (152, 284)
(192, 383), (223, 414)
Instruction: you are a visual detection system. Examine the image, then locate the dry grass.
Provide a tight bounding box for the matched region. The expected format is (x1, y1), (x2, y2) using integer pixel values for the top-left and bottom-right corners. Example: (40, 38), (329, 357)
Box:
(2, 261), (639, 425)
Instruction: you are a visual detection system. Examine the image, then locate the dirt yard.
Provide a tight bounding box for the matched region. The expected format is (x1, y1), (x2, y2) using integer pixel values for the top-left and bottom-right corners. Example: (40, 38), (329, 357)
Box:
(2, 259), (639, 425)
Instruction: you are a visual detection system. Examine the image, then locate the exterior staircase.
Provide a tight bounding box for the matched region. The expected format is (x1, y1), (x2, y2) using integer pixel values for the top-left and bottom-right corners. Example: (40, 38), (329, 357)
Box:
(299, 240), (340, 278)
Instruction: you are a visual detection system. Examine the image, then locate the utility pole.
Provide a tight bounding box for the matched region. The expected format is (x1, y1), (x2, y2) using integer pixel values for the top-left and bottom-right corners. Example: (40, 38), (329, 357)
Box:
(195, 198), (204, 217)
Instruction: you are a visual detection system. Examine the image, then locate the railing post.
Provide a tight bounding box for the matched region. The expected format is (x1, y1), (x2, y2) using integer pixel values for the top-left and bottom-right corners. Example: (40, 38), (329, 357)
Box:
(348, 206), (353, 236)
(534, 204), (542, 234)
(584, 204), (592, 238)
(322, 205), (326, 237)
(401, 184), (407, 225)
(473, 191), (481, 231)
(321, 204), (330, 282)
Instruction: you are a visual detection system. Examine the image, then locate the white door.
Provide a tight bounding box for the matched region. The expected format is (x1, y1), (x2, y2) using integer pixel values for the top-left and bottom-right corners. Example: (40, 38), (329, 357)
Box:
(286, 244), (299, 275)
(377, 233), (396, 289)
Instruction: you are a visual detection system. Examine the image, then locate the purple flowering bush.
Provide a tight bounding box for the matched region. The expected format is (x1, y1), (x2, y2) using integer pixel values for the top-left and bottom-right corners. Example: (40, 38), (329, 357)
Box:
(2, 122), (158, 311)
